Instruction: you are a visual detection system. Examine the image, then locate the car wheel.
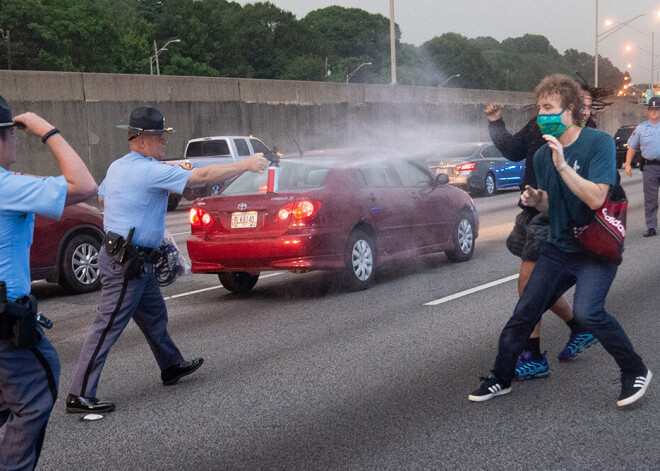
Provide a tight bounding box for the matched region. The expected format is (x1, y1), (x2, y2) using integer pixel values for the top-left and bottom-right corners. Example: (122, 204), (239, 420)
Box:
(167, 194), (181, 212)
(345, 229), (376, 291)
(445, 211), (475, 262)
(483, 172), (496, 196)
(58, 233), (102, 294)
(218, 272), (259, 294)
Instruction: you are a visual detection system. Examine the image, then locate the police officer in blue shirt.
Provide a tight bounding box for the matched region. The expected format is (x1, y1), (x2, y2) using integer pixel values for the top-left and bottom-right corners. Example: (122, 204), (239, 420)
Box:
(66, 106), (268, 413)
(0, 96), (97, 469)
(625, 96), (660, 237)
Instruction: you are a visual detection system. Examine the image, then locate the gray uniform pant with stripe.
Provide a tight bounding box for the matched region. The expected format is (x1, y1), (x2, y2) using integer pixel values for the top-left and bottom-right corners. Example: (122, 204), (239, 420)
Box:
(69, 249), (184, 398)
(0, 332), (59, 471)
(642, 164), (660, 230)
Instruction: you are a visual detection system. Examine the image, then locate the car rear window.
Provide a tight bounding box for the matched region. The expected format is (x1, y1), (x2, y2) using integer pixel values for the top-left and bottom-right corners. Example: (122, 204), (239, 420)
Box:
(234, 139), (251, 157)
(481, 144), (502, 158)
(222, 161), (330, 195)
(614, 128), (634, 141)
(185, 140), (231, 158)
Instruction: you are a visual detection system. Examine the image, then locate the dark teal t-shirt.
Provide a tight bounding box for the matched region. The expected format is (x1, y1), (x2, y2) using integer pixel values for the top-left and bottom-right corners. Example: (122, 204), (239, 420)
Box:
(533, 127), (616, 252)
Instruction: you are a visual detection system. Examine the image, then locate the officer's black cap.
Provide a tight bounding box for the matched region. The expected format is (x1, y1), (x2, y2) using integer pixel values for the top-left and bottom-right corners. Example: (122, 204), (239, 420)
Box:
(649, 96), (660, 109)
(116, 106), (175, 134)
(0, 95), (14, 128)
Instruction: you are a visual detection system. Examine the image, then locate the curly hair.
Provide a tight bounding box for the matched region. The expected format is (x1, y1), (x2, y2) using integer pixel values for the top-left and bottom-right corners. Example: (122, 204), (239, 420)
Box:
(534, 74), (582, 123)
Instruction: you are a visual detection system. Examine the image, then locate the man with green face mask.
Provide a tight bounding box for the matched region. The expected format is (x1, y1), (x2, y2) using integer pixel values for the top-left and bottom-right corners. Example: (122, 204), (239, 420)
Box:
(470, 74), (651, 408)
(484, 85), (600, 382)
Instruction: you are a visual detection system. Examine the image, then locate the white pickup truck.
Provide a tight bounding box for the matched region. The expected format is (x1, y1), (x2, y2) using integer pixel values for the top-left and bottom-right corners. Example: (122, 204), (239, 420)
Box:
(166, 135), (271, 211)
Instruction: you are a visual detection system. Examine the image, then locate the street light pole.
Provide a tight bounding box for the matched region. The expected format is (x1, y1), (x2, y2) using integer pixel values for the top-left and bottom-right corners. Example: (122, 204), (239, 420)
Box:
(346, 62), (372, 83)
(595, 0), (599, 87)
(389, 0), (396, 85)
(440, 74), (460, 87)
(150, 39), (181, 75)
(0, 29), (9, 70)
(154, 40), (160, 76)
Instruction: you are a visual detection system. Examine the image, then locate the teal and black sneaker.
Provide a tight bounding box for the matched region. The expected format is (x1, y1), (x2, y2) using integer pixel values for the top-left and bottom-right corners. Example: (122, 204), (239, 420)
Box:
(514, 351), (550, 381)
(558, 332), (599, 362)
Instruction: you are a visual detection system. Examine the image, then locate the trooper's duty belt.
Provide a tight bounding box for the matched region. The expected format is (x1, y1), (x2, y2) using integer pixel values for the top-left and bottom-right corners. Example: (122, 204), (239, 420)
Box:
(643, 158), (660, 165)
(103, 229), (163, 280)
(0, 281), (51, 348)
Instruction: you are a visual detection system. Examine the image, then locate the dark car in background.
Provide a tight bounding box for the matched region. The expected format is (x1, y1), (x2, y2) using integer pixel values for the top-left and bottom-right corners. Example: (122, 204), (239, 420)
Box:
(31, 203), (104, 294)
(421, 142), (525, 196)
(187, 149), (479, 293)
(613, 125), (641, 169)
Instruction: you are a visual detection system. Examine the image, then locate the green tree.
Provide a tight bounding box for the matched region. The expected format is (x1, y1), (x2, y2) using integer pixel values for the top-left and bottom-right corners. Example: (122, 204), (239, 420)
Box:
(301, 6), (398, 82)
(423, 33), (502, 89)
(161, 53), (219, 76)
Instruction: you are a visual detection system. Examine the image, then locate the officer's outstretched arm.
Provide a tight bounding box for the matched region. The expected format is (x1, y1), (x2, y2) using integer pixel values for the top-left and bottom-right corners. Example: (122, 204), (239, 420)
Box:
(13, 112), (98, 206)
(187, 153), (268, 187)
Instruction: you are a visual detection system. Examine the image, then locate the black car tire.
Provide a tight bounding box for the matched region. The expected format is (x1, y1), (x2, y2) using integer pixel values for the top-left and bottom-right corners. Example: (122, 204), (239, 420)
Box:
(445, 211), (475, 262)
(344, 229), (376, 291)
(483, 172), (496, 196)
(218, 272), (259, 294)
(58, 233), (102, 294)
(167, 194), (182, 212)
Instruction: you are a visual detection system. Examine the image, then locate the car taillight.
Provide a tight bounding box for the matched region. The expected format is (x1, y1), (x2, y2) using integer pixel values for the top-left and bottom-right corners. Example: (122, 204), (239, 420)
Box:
(275, 201), (322, 222)
(455, 162), (477, 172)
(189, 207), (214, 226)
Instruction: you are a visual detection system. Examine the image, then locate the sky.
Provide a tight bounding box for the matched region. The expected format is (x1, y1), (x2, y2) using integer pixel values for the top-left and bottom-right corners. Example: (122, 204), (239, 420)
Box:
(237, 0), (660, 83)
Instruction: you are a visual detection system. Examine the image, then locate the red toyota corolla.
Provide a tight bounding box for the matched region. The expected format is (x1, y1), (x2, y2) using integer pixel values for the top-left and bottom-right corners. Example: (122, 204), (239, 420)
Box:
(31, 202), (104, 294)
(187, 149), (479, 293)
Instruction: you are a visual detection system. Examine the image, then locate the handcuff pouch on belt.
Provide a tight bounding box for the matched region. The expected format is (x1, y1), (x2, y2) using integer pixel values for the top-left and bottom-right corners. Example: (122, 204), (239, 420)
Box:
(0, 283), (40, 348)
(104, 228), (163, 280)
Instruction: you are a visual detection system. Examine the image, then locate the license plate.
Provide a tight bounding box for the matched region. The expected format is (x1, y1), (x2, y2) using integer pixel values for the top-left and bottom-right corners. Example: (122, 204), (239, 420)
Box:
(231, 211), (258, 228)
(436, 168), (449, 175)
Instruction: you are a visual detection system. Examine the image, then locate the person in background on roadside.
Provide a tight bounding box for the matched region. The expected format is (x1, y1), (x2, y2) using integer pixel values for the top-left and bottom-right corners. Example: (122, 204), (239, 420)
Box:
(483, 85), (599, 381)
(470, 74), (651, 408)
(624, 96), (660, 237)
(0, 96), (97, 469)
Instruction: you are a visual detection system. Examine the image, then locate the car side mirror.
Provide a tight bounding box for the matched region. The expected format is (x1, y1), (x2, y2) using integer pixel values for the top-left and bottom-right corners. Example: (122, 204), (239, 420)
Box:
(435, 173), (449, 185)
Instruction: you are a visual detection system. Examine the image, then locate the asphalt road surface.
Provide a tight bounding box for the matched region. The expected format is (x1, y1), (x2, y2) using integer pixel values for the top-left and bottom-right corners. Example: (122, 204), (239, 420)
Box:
(26, 174), (660, 470)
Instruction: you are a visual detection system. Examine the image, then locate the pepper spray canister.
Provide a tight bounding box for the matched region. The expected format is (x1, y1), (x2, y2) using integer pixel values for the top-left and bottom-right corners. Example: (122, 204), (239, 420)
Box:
(265, 147), (280, 193)
(266, 162), (280, 193)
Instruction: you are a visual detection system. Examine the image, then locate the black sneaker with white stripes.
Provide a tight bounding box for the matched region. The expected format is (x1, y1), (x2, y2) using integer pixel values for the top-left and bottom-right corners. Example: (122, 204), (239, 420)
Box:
(468, 375), (512, 402)
(617, 369), (652, 407)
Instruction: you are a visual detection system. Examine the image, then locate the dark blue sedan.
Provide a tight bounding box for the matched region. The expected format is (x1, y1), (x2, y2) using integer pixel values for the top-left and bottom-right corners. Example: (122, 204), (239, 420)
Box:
(422, 142), (525, 196)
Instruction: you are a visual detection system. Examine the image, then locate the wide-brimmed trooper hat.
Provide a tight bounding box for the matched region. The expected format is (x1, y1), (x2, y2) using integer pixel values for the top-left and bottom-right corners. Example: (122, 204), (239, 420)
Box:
(116, 106), (175, 136)
(0, 95), (15, 128)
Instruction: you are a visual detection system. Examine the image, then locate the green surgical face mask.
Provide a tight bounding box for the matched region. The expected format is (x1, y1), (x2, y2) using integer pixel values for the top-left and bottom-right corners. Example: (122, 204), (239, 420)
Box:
(537, 108), (573, 138)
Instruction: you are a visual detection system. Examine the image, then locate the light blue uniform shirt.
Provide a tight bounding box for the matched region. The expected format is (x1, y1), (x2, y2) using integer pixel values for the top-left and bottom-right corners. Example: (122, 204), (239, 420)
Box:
(99, 151), (191, 248)
(0, 168), (67, 301)
(627, 120), (660, 160)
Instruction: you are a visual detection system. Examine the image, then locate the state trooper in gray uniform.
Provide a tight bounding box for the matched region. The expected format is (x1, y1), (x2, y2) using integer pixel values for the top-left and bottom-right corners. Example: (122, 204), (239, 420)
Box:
(66, 106), (268, 413)
(625, 96), (660, 237)
(0, 96), (97, 470)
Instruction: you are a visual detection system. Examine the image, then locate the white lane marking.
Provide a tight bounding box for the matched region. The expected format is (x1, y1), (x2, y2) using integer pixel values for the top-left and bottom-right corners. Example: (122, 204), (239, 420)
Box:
(171, 231), (191, 237)
(424, 274), (519, 306)
(163, 272), (284, 300)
